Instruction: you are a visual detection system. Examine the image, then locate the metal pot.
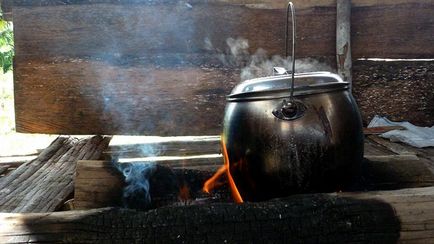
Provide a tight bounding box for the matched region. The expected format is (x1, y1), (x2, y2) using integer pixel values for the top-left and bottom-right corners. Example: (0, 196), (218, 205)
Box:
(223, 72), (364, 201)
(222, 2), (363, 201)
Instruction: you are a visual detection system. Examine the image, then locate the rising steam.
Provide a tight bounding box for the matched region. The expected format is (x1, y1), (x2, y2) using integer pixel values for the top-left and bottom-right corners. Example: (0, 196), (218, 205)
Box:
(205, 37), (333, 81)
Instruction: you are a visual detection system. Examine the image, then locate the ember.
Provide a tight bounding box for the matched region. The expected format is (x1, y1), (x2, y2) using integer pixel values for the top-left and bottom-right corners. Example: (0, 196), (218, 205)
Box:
(203, 137), (243, 203)
(178, 184), (191, 202)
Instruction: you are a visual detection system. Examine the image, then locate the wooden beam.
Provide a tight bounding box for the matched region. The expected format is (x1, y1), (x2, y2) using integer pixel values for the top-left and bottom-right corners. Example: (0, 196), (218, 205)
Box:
(3, 187), (434, 243)
(336, 0), (352, 85)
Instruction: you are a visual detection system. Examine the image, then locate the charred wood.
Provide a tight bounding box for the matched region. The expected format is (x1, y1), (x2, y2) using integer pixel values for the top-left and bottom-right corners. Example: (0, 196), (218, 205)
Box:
(5, 186), (434, 243)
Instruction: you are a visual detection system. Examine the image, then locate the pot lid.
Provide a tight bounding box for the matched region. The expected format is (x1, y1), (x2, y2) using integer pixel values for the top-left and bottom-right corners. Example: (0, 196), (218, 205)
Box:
(228, 71), (349, 101)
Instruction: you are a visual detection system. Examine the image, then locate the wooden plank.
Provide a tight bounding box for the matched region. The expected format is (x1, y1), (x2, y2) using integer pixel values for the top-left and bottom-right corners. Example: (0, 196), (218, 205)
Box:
(364, 158), (434, 190)
(74, 160), (124, 209)
(0, 136), (110, 213)
(12, 2), (336, 59)
(368, 135), (418, 155)
(364, 154), (419, 162)
(363, 138), (395, 156)
(11, 0), (433, 135)
(351, 0), (434, 58)
(14, 62), (239, 135)
(104, 136), (221, 158)
(11, 0), (433, 60)
(4, 187), (434, 243)
(363, 126), (405, 135)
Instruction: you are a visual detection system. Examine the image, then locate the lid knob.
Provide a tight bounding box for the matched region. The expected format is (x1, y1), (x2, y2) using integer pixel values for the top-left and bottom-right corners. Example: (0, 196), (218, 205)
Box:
(281, 100), (298, 118)
(272, 99), (306, 121)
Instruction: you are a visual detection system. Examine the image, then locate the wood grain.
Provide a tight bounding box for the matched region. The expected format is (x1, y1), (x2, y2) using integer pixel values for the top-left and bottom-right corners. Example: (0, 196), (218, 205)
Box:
(11, 0), (434, 135)
(74, 160), (125, 209)
(0, 136), (110, 213)
(14, 60), (239, 135)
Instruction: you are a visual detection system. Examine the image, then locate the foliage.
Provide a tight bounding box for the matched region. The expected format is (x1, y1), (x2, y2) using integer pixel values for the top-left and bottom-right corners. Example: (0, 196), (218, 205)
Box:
(0, 10), (13, 73)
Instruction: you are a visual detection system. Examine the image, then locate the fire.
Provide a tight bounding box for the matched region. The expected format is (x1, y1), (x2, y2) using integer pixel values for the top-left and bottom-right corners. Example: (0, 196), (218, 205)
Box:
(203, 165), (226, 194)
(203, 137), (244, 203)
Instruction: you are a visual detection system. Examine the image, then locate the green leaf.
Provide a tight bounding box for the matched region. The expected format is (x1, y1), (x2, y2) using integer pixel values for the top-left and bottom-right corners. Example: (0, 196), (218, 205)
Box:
(0, 15), (14, 74)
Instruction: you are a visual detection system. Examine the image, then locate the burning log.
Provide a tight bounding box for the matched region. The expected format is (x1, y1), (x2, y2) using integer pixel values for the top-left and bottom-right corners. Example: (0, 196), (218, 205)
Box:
(74, 160), (229, 210)
(3, 186), (434, 243)
(74, 153), (434, 210)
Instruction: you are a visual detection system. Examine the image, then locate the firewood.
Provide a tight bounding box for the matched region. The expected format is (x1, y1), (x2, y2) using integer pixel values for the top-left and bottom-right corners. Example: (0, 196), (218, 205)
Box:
(0, 166), (8, 176)
(0, 136), (110, 213)
(75, 153), (434, 210)
(2, 186), (434, 243)
(74, 160), (223, 210)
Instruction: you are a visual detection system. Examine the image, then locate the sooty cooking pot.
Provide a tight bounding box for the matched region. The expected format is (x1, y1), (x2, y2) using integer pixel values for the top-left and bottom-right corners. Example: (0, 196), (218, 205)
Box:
(222, 2), (363, 201)
(223, 72), (364, 201)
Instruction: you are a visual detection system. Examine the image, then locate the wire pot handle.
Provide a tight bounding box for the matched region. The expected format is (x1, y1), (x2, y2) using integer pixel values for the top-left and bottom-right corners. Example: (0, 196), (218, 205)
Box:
(285, 2), (296, 101)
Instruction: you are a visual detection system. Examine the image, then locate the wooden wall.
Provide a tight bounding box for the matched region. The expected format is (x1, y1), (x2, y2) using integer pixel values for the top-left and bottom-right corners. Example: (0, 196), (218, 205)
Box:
(7, 0), (434, 135)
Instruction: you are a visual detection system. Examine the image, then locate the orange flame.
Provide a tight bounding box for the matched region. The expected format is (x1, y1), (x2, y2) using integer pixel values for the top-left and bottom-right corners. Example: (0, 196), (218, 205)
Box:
(203, 165), (226, 194)
(202, 137), (244, 203)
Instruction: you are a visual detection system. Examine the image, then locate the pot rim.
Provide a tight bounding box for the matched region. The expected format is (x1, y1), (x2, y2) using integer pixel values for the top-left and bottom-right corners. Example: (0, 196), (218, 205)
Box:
(227, 72), (349, 101)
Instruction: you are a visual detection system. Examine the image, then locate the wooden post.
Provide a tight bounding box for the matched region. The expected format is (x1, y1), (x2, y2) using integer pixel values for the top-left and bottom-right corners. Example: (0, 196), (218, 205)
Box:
(336, 0), (352, 88)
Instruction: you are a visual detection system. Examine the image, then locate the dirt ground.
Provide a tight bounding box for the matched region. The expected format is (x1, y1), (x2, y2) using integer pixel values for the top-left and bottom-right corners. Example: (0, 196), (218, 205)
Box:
(352, 60), (434, 127)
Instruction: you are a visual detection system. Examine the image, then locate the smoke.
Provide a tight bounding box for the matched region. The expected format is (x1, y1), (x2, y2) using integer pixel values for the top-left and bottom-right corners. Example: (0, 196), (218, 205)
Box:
(115, 162), (157, 209)
(110, 139), (164, 209)
(205, 37), (333, 81)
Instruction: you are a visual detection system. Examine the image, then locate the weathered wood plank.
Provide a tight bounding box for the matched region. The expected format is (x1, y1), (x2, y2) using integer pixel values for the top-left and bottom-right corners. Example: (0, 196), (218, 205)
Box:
(12, 0), (433, 60)
(12, 1), (337, 59)
(4, 187), (434, 243)
(0, 136), (110, 213)
(363, 158), (434, 190)
(363, 126), (405, 135)
(12, 0), (434, 135)
(74, 160), (125, 209)
(14, 62), (239, 135)
(368, 135), (418, 155)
